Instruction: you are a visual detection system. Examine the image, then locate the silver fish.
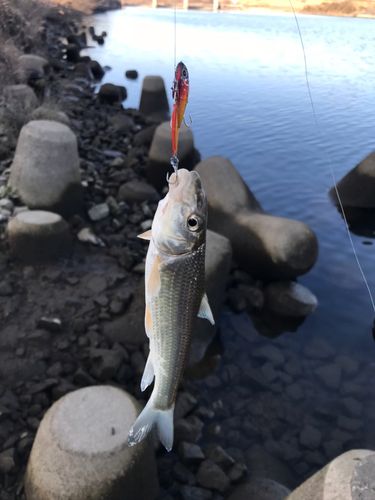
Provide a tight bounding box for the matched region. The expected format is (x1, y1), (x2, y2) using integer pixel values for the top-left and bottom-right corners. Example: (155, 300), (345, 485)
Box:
(127, 169), (214, 451)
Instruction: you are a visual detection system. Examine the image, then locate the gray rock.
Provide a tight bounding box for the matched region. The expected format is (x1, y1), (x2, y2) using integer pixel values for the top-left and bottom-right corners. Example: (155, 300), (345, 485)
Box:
(0, 199), (14, 212)
(77, 228), (104, 246)
(30, 106), (70, 127)
(264, 281), (317, 317)
(8, 211), (72, 264)
(0, 447), (19, 474)
(342, 397), (363, 417)
(88, 203), (109, 221)
(303, 338), (335, 359)
(285, 383), (305, 400)
(322, 439), (344, 460)
(108, 114), (134, 133)
(9, 120), (82, 218)
(226, 288), (247, 313)
(315, 363), (341, 389)
(299, 425), (322, 450)
(253, 345), (285, 366)
(237, 283), (265, 309)
(181, 485), (212, 500)
(337, 415), (363, 432)
(196, 460), (230, 493)
(204, 444), (235, 469)
(195, 156), (318, 279)
(242, 366), (270, 391)
(260, 362), (279, 382)
(227, 463), (248, 482)
(228, 478), (290, 500)
(178, 442), (205, 465)
(328, 151), (375, 208)
(174, 416), (203, 444)
(335, 356), (359, 376)
(37, 317), (62, 333)
(139, 75), (170, 123)
(117, 180), (160, 204)
(25, 386), (158, 500)
(175, 392), (198, 420)
(98, 83), (127, 104)
(89, 349), (123, 381)
(245, 444), (297, 490)
(173, 461), (196, 485)
(146, 121), (197, 191)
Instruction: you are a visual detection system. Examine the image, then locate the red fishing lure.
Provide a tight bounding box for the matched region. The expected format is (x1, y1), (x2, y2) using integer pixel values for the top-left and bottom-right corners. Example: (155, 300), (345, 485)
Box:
(171, 61), (191, 158)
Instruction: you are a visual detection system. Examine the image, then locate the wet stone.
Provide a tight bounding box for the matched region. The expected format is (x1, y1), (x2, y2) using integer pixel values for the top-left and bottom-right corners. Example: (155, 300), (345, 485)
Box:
(335, 355), (359, 376)
(89, 348), (123, 381)
(342, 396), (363, 417)
(228, 463), (248, 482)
(0, 448), (19, 474)
(173, 461), (196, 485)
(285, 383), (305, 400)
(181, 485), (212, 500)
(315, 363), (341, 389)
(299, 425), (322, 450)
(88, 203), (109, 221)
(204, 444), (235, 469)
(304, 450), (325, 466)
(178, 442), (205, 465)
(0, 281), (13, 296)
(37, 317), (62, 333)
(174, 416), (203, 443)
(242, 366), (270, 391)
(303, 338), (335, 359)
(175, 392), (198, 420)
(226, 288), (247, 313)
(252, 345), (285, 366)
(337, 415), (363, 431)
(322, 439), (344, 459)
(196, 460), (230, 493)
(293, 461), (309, 476)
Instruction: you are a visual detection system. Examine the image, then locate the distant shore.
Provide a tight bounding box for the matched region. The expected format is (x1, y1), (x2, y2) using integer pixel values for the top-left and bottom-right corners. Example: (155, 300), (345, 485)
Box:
(121, 1), (375, 19)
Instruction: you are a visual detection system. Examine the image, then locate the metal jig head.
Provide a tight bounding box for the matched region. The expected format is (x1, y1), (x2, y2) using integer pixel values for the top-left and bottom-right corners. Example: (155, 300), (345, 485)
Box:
(166, 155), (179, 185)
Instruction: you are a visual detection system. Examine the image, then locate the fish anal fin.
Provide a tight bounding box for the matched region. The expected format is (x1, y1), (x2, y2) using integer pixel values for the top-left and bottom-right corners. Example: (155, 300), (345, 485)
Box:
(138, 230), (152, 241)
(198, 293), (215, 325)
(141, 353), (154, 392)
(147, 254), (162, 298)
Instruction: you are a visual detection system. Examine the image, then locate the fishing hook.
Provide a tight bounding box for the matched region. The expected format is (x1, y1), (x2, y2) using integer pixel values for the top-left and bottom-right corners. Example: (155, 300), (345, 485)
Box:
(183, 115), (193, 128)
(166, 155), (179, 184)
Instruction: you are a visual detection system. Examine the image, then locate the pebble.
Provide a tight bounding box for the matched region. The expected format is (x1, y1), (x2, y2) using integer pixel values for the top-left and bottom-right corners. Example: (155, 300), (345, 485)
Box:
(226, 288), (247, 313)
(196, 460), (230, 493)
(252, 345), (285, 366)
(204, 444), (235, 469)
(174, 416), (203, 444)
(0, 448), (19, 474)
(285, 383), (305, 400)
(88, 203), (109, 221)
(337, 415), (363, 431)
(77, 227), (104, 246)
(175, 392), (198, 420)
(314, 363), (342, 389)
(303, 338), (335, 359)
(322, 439), (343, 459)
(178, 442), (205, 465)
(227, 463), (248, 482)
(342, 396), (363, 417)
(0, 281), (13, 296)
(173, 462), (196, 485)
(181, 485), (212, 500)
(37, 317), (62, 333)
(299, 424), (322, 449)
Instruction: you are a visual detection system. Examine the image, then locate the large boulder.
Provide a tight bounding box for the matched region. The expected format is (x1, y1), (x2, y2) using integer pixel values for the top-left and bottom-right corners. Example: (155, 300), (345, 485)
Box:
(195, 156), (318, 280)
(98, 83), (127, 104)
(329, 151), (375, 208)
(9, 120), (83, 218)
(139, 75), (170, 123)
(286, 449), (375, 500)
(7, 210), (72, 264)
(264, 281), (318, 317)
(25, 386), (158, 500)
(146, 121), (198, 191)
(228, 478), (291, 500)
(17, 54), (48, 80)
(104, 230), (231, 366)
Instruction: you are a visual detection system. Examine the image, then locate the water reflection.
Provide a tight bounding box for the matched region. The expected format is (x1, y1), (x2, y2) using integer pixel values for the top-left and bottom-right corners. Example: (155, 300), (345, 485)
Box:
(335, 205), (375, 239)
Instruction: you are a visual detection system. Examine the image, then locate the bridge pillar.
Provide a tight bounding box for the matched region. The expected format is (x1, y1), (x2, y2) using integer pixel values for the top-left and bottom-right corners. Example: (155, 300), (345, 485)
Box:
(183, 0), (188, 9)
(213, 0), (219, 10)
(152, 0), (157, 7)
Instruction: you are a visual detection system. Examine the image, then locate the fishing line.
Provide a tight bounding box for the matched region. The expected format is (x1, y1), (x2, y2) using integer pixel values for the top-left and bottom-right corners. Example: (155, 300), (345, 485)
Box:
(288, 0), (375, 315)
(174, 0), (177, 69)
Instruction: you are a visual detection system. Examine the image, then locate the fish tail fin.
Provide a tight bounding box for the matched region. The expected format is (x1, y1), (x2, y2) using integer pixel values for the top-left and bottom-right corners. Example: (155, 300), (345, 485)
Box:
(127, 398), (174, 452)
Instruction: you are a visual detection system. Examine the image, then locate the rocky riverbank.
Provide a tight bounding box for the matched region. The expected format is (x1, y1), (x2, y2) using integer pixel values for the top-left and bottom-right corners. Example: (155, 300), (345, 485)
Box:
(0, 3), (374, 500)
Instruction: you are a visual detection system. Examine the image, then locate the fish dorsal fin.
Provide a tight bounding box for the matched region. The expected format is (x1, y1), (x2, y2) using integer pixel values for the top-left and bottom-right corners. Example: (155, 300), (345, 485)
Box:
(138, 230), (152, 241)
(147, 254), (162, 299)
(198, 293), (215, 325)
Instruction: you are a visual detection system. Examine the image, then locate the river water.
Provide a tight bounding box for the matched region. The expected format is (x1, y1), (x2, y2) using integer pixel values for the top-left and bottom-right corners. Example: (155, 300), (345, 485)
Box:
(84, 7), (375, 480)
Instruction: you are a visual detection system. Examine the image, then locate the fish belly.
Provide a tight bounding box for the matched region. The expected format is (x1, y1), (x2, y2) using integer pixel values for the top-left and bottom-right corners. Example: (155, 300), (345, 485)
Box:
(150, 244), (205, 410)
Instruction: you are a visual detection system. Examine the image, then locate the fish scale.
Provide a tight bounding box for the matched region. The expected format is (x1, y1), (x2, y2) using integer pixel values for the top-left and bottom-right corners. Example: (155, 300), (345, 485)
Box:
(151, 245), (206, 409)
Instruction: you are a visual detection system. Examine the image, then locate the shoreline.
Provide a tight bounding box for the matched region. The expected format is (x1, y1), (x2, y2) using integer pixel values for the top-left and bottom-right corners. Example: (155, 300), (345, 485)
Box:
(120, 2), (375, 18)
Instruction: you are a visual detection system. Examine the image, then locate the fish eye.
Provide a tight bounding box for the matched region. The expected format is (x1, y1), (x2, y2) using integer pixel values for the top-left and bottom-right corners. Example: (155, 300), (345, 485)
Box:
(187, 215), (200, 232)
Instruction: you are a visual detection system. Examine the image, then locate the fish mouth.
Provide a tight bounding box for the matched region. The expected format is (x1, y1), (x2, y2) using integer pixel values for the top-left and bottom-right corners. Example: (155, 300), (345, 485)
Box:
(168, 169), (201, 201)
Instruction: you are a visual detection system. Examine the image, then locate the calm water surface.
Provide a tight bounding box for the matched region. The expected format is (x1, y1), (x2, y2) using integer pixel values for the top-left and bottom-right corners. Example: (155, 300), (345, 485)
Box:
(84, 7), (375, 472)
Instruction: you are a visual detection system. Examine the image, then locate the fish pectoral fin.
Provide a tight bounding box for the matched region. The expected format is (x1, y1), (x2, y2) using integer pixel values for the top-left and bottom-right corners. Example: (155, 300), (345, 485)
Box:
(198, 293), (215, 325)
(138, 230), (152, 241)
(148, 254), (162, 298)
(127, 399), (174, 452)
(141, 353), (155, 392)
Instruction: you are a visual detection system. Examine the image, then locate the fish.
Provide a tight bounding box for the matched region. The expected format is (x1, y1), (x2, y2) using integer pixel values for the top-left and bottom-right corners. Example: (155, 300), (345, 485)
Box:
(127, 168), (214, 451)
(171, 61), (190, 158)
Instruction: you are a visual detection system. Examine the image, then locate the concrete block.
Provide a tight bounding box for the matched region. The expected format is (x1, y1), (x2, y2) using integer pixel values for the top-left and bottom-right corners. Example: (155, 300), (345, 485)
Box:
(139, 75), (170, 123)
(25, 386), (158, 500)
(7, 210), (72, 264)
(9, 120), (83, 218)
(3, 84), (38, 111)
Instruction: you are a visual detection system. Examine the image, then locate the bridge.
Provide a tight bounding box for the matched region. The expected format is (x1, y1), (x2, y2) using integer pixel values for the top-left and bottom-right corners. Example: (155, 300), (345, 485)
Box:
(149, 0), (220, 10)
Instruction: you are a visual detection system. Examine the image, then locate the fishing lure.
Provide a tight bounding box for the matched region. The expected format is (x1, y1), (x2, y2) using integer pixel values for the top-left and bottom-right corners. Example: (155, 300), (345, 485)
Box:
(169, 61), (192, 183)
